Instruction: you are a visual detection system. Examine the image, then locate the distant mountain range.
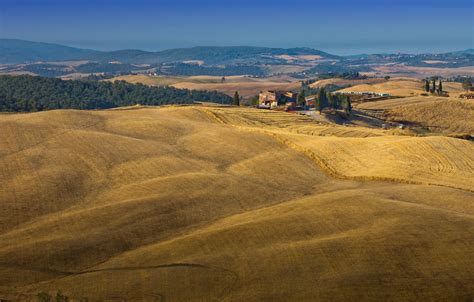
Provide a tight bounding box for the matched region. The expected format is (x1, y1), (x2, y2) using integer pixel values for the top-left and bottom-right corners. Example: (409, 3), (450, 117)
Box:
(0, 39), (472, 78)
(0, 39), (101, 64)
(0, 39), (339, 65)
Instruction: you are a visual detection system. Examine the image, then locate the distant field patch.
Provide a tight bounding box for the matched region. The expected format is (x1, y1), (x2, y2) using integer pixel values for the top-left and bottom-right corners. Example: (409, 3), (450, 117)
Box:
(109, 74), (301, 98)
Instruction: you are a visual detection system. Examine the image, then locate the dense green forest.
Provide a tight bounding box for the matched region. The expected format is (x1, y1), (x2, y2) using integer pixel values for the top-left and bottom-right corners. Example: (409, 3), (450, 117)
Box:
(23, 63), (71, 77)
(0, 75), (232, 112)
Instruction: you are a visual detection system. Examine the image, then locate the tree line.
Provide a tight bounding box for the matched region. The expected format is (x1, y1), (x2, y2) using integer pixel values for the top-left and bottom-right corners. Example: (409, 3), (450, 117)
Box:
(424, 79), (444, 95)
(298, 88), (352, 113)
(313, 88), (352, 113)
(424, 77), (473, 94)
(0, 75), (232, 112)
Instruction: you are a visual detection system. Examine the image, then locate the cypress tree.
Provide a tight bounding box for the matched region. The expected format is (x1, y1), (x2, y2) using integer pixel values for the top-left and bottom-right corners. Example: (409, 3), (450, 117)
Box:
(233, 91), (240, 106)
(342, 95), (352, 113)
(347, 96), (352, 113)
(317, 88), (328, 113)
(431, 79), (436, 93)
(438, 80), (443, 94)
(327, 92), (334, 109)
(298, 90), (306, 106)
(425, 80), (430, 92)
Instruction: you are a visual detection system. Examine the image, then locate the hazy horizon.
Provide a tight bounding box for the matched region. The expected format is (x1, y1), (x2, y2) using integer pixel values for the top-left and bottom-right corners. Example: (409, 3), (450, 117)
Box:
(1, 0), (473, 55)
(3, 37), (473, 57)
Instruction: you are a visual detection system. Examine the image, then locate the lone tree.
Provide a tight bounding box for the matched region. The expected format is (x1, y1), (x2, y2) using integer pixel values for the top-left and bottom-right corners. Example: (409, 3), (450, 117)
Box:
(384, 75), (391, 81)
(221, 76), (226, 83)
(233, 91), (240, 106)
(425, 80), (430, 92)
(462, 78), (472, 91)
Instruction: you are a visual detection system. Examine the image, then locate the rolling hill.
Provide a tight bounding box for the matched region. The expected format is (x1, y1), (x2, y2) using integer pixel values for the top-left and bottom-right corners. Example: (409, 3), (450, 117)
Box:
(1, 40), (472, 79)
(105, 46), (340, 65)
(0, 39), (100, 64)
(0, 106), (473, 301)
(0, 39), (338, 65)
(356, 96), (474, 135)
(337, 78), (465, 97)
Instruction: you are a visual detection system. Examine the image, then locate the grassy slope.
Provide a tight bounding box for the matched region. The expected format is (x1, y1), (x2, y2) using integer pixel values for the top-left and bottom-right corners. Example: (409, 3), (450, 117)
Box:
(337, 79), (473, 135)
(207, 107), (474, 191)
(357, 97), (474, 135)
(337, 78), (465, 97)
(0, 107), (473, 301)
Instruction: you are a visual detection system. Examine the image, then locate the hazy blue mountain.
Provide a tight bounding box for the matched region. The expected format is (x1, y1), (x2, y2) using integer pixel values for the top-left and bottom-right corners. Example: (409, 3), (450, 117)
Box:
(149, 46), (340, 64)
(0, 39), (339, 64)
(86, 46), (340, 64)
(88, 49), (151, 63)
(0, 39), (101, 64)
(447, 49), (474, 56)
(1, 39), (471, 77)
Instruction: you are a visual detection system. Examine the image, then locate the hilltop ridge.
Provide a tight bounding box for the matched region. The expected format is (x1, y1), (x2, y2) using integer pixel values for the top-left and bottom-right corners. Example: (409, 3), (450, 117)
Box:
(0, 39), (338, 64)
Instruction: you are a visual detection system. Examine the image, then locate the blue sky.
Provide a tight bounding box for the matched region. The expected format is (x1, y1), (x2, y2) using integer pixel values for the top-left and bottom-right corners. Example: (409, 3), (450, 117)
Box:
(0, 0), (473, 54)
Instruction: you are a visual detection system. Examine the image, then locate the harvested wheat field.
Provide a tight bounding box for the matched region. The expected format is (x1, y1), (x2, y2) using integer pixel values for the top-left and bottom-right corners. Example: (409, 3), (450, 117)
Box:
(337, 78), (465, 97)
(0, 106), (473, 301)
(357, 96), (474, 135)
(309, 77), (386, 89)
(372, 65), (474, 78)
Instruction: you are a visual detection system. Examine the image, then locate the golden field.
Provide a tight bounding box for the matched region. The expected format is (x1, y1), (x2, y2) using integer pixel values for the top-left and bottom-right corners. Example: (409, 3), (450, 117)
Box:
(109, 75), (467, 101)
(0, 106), (473, 301)
(337, 78), (465, 97)
(309, 77), (386, 89)
(372, 65), (474, 78)
(108, 74), (301, 98)
(357, 96), (474, 135)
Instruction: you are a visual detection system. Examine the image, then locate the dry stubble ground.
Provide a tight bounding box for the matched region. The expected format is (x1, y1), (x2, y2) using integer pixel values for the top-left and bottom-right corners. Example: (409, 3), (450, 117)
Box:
(0, 106), (473, 301)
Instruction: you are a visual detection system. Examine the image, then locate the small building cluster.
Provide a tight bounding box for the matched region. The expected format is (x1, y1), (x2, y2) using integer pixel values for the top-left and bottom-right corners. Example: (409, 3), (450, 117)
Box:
(258, 91), (298, 109)
(258, 89), (390, 112)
